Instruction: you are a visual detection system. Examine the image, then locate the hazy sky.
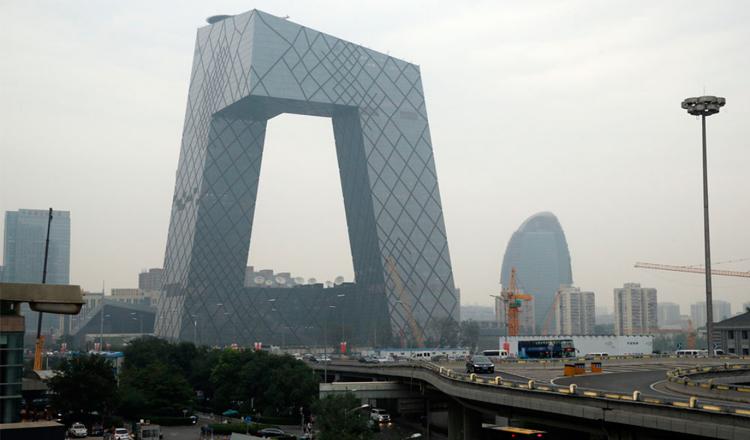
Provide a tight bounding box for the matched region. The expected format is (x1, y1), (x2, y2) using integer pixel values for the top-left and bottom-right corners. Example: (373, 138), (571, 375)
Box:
(1, 1), (748, 315)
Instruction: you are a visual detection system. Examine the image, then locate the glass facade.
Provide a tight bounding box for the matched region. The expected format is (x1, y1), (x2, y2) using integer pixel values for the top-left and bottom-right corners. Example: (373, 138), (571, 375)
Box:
(2, 209), (70, 333)
(501, 212), (573, 333)
(155, 10), (458, 346)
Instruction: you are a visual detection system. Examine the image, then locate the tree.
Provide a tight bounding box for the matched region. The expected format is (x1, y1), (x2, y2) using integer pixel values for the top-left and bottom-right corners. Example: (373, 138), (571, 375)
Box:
(119, 360), (194, 418)
(210, 350), (317, 416)
(459, 320), (480, 352)
(48, 355), (118, 417)
(429, 317), (459, 347)
(312, 393), (373, 440)
(119, 337), (195, 417)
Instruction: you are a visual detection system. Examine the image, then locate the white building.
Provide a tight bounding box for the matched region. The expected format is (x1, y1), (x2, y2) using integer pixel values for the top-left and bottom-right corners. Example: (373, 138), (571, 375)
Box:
(657, 302), (681, 328)
(613, 283), (657, 335)
(690, 300), (732, 328)
(555, 287), (596, 335)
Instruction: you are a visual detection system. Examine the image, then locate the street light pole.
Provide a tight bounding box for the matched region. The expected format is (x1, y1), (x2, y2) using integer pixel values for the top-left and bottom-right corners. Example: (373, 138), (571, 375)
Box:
(681, 95), (725, 356)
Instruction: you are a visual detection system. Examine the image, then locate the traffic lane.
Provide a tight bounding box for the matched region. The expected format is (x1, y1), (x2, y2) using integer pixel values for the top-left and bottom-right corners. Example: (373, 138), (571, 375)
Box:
(553, 369), (668, 396)
(552, 369), (750, 409)
(450, 367), (531, 383)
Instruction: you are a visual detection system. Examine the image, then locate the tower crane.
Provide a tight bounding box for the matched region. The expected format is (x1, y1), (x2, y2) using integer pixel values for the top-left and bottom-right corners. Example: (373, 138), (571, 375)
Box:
(634, 261), (750, 278)
(500, 268), (533, 337)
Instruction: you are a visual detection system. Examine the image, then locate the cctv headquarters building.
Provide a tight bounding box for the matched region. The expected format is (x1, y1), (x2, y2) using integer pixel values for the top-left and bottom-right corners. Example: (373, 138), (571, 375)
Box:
(155, 10), (459, 347)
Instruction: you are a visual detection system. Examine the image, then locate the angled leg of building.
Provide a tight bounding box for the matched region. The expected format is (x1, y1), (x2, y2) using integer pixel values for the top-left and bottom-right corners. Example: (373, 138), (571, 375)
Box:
(155, 10), (458, 347)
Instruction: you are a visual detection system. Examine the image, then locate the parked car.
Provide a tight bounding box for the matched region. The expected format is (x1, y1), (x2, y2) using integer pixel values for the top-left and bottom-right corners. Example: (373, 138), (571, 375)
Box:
(375, 355), (394, 363)
(370, 408), (391, 423)
(317, 355), (332, 363)
(90, 424), (105, 436)
(257, 427), (294, 438)
(465, 355), (494, 374)
(68, 422), (87, 438)
(114, 427), (132, 440)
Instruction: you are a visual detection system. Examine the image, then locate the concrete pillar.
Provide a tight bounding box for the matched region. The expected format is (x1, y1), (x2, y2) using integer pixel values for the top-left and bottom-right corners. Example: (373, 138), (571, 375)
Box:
(447, 401), (483, 440)
(462, 406), (482, 440)
(448, 401), (463, 440)
(424, 399), (431, 440)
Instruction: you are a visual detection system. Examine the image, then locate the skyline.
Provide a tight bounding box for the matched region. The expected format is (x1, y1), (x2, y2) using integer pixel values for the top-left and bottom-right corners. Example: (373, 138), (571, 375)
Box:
(1, 1), (749, 314)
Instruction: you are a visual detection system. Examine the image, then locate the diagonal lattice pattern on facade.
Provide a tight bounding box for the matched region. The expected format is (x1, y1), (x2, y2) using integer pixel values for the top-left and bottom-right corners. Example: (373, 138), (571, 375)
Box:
(155, 10), (458, 347)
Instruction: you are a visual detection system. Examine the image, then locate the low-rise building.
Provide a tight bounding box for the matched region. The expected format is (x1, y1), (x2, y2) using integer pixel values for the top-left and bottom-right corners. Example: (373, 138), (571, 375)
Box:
(715, 311), (750, 356)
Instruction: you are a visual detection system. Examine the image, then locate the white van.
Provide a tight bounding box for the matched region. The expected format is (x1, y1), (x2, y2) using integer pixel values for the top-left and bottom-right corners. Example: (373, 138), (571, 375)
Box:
(482, 349), (509, 360)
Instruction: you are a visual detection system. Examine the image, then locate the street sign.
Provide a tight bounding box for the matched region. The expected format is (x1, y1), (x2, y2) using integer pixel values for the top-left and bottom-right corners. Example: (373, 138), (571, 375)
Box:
(244, 416), (252, 424)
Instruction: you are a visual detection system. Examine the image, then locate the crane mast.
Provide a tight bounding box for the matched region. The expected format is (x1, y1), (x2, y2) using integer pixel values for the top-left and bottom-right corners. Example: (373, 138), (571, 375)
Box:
(501, 268), (533, 337)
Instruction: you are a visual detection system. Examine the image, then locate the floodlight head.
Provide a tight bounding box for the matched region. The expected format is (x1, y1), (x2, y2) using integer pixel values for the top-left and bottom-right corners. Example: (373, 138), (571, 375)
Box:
(681, 95), (725, 116)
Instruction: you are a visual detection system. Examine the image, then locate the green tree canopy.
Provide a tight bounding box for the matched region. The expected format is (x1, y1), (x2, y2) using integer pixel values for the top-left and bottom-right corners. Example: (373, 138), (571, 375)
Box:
(210, 350), (317, 416)
(312, 393), (372, 440)
(48, 354), (118, 416)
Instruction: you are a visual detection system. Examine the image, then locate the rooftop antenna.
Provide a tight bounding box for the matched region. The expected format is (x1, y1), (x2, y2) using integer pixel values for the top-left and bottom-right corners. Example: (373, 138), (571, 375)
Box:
(334, 276), (345, 286)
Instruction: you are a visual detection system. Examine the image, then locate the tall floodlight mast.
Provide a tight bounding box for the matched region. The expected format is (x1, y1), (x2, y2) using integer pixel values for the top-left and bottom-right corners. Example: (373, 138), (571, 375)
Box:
(680, 95), (726, 356)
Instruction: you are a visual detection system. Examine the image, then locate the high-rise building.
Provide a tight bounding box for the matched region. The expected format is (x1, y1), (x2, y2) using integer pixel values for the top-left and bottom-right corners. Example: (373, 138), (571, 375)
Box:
(0, 265), (4, 281)
(3, 209), (70, 333)
(138, 268), (164, 292)
(691, 300), (731, 328)
(613, 283), (657, 335)
(555, 287), (595, 335)
(155, 10), (458, 347)
(657, 302), (681, 328)
(500, 212), (573, 332)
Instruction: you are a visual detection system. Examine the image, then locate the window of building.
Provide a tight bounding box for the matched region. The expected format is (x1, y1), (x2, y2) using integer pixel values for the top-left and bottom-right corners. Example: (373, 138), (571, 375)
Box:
(742, 330), (748, 340)
(728, 330), (734, 339)
(728, 347), (735, 354)
(743, 348), (749, 356)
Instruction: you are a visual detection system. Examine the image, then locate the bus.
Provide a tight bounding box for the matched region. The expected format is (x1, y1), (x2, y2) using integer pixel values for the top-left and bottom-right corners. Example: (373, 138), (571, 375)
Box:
(518, 339), (576, 359)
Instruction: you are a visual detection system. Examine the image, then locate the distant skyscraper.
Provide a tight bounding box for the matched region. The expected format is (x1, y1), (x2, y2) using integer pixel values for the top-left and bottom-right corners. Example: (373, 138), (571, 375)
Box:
(691, 300), (731, 328)
(555, 286), (595, 335)
(657, 302), (681, 328)
(501, 212), (573, 332)
(3, 209), (71, 332)
(138, 268), (164, 292)
(613, 283), (657, 335)
(461, 305), (495, 322)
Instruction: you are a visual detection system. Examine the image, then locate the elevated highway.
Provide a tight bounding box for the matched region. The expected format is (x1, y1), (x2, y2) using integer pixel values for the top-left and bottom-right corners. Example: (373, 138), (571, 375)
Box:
(313, 358), (750, 439)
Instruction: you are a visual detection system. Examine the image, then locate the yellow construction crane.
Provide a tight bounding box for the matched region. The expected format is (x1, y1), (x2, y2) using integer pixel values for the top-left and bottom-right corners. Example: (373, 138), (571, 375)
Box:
(501, 268), (533, 337)
(634, 261), (750, 278)
(384, 256), (425, 347)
